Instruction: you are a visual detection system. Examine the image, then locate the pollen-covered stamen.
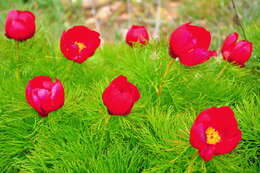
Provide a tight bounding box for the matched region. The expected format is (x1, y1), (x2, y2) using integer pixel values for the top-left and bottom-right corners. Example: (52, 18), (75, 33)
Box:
(205, 127), (221, 144)
(74, 41), (86, 52)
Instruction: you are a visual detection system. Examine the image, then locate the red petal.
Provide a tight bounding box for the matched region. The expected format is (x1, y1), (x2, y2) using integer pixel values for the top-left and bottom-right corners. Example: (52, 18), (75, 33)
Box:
(179, 48), (215, 66)
(215, 129), (242, 155)
(169, 22), (211, 57)
(228, 41), (253, 66)
(221, 32), (239, 54)
(5, 10), (35, 41)
(126, 25), (149, 46)
(60, 25), (101, 63)
(190, 122), (207, 150)
(199, 146), (215, 161)
(102, 76), (140, 115)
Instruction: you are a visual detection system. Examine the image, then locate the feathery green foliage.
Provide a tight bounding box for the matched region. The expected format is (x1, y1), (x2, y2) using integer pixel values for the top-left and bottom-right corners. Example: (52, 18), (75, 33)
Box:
(0, 26), (259, 172)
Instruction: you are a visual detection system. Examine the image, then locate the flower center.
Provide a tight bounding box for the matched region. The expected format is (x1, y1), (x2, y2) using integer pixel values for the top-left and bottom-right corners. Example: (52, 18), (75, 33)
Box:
(74, 41), (86, 52)
(205, 127), (221, 145)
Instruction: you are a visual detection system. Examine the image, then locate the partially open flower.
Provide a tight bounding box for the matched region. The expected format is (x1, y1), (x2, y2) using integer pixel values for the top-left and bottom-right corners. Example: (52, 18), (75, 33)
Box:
(26, 76), (65, 117)
(190, 106), (242, 161)
(125, 25), (149, 47)
(102, 75), (140, 115)
(60, 25), (101, 63)
(221, 32), (253, 66)
(5, 10), (36, 41)
(169, 22), (217, 66)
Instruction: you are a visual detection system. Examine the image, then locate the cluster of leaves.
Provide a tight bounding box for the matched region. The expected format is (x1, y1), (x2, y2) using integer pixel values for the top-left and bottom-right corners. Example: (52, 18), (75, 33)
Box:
(0, 24), (259, 172)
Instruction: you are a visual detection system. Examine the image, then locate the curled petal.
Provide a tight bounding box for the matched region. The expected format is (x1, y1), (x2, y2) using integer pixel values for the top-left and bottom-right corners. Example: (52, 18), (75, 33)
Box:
(228, 41), (253, 66)
(221, 32), (239, 53)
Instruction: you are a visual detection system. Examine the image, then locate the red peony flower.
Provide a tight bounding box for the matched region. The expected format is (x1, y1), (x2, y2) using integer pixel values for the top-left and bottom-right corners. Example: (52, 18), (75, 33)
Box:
(169, 22), (217, 66)
(102, 75), (140, 115)
(125, 25), (149, 47)
(5, 10), (36, 41)
(221, 32), (253, 66)
(26, 76), (65, 117)
(60, 25), (101, 63)
(190, 106), (242, 161)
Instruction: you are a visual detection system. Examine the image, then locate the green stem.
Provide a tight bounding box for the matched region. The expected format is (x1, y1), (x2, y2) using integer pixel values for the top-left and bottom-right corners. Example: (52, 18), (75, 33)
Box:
(216, 64), (228, 80)
(15, 41), (21, 81)
(156, 59), (175, 95)
(231, 0), (247, 40)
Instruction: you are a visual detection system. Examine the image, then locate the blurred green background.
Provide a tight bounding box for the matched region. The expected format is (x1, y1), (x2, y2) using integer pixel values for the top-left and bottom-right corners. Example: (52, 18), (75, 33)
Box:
(1, 0), (259, 45)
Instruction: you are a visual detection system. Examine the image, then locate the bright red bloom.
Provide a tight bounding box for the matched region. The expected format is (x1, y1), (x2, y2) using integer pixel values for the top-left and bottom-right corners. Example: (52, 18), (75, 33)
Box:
(5, 10), (36, 41)
(221, 32), (253, 66)
(26, 76), (65, 117)
(102, 75), (140, 115)
(190, 106), (242, 161)
(125, 25), (149, 47)
(60, 25), (101, 63)
(169, 22), (217, 66)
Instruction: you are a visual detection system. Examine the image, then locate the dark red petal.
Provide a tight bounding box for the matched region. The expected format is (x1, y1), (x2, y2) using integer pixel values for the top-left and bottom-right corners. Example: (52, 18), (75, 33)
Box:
(221, 32), (239, 53)
(50, 80), (65, 110)
(179, 48), (215, 66)
(199, 146), (215, 161)
(190, 122), (207, 150)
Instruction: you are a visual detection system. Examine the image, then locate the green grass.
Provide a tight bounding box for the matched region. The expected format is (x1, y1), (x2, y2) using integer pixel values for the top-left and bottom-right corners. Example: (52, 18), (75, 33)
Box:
(0, 27), (259, 172)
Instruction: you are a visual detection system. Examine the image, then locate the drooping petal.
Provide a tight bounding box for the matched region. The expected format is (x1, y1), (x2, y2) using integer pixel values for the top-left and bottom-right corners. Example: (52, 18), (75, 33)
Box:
(179, 48), (216, 66)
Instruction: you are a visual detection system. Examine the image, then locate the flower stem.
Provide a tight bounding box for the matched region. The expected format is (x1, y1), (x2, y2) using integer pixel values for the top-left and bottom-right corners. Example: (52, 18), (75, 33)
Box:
(231, 0), (247, 40)
(15, 41), (21, 81)
(156, 59), (175, 95)
(216, 64), (228, 80)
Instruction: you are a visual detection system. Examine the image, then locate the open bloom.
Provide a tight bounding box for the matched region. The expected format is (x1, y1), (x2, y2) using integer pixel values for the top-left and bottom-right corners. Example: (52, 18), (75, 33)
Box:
(169, 22), (217, 66)
(221, 32), (253, 66)
(60, 25), (101, 63)
(5, 10), (36, 41)
(102, 75), (140, 115)
(26, 76), (64, 117)
(125, 25), (149, 47)
(190, 106), (242, 161)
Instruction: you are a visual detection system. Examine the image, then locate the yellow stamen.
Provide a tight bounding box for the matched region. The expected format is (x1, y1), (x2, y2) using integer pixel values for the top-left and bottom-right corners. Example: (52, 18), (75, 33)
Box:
(205, 127), (221, 145)
(74, 41), (86, 52)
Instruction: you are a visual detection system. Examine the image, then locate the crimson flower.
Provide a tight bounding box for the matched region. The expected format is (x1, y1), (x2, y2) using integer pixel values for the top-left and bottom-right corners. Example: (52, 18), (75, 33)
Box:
(102, 75), (140, 115)
(169, 22), (217, 66)
(125, 25), (149, 47)
(190, 106), (242, 161)
(5, 10), (36, 41)
(221, 32), (253, 66)
(26, 76), (65, 117)
(60, 25), (101, 63)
